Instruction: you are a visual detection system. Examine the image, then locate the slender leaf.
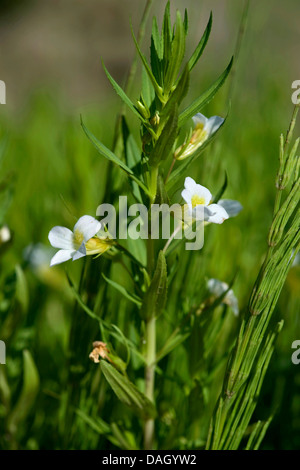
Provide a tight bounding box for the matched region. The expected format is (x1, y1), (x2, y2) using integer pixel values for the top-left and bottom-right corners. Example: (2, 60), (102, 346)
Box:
(100, 361), (156, 419)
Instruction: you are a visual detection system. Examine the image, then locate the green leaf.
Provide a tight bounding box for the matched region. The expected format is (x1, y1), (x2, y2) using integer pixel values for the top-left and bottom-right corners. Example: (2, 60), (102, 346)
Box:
(81, 118), (149, 195)
(156, 328), (190, 363)
(150, 18), (163, 86)
(121, 117), (143, 203)
(102, 273), (142, 307)
(15, 265), (29, 315)
(141, 66), (155, 109)
(151, 16), (163, 60)
(149, 105), (178, 167)
(212, 172), (228, 203)
(155, 174), (170, 206)
(75, 409), (121, 448)
(161, 64), (189, 121)
(131, 24), (164, 102)
(164, 10), (186, 94)
(81, 117), (133, 174)
(187, 12), (212, 72)
(102, 62), (146, 123)
(179, 57), (233, 126)
(162, 1), (172, 65)
(7, 350), (40, 435)
(100, 360), (156, 420)
(183, 9), (188, 35)
(140, 250), (168, 320)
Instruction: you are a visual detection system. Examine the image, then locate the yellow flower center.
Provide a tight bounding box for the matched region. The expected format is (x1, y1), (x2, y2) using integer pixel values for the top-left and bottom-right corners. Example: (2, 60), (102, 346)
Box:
(73, 229), (84, 249)
(191, 195), (206, 208)
(190, 123), (207, 144)
(85, 237), (112, 255)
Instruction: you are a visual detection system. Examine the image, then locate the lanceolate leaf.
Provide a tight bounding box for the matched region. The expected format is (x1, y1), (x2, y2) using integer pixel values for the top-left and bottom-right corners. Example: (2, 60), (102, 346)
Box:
(102, 273), (142, 307)
(179, 57), (233, 126)
(162, 1), (172, 66)
(81, 118), (149, 195)
(100, 361), (156, 420)
(161, 64), (190, 121)
(102, 62), (146, 124)
(212, 172), (228, 203)
(7, 350), (40, 435)
(164, 10), (186, 94)
(149, 105), (178, 167)
(131, 25), (164, 102)
(187, 12), (212, 72)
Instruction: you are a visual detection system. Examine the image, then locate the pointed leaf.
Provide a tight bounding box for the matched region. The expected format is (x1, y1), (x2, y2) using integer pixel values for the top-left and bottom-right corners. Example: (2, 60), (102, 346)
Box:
(187, 12), (212, 72)
(102, 273), (142, 307)
(7, 350), (40, 435)
(100, 360), (156, 419)
(149, 105), (178, 167)
(179, 57), (233, 126)
(102, 62), (146, 123)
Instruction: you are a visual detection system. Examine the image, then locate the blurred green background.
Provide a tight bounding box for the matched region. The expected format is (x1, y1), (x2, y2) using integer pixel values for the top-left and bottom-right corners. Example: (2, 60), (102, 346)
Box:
(0, 0), (299, 450)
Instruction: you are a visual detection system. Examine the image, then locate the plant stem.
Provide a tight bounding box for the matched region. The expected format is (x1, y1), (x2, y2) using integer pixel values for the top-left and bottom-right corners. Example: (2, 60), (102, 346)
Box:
(143, 221), (156, 449)
(144, 314), (156, 450)
(165, 156), (176, 184)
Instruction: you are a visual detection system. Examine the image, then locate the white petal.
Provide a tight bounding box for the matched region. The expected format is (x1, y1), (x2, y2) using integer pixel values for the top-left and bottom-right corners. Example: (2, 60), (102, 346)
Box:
(73, 216), (101, 242)
(184, 177), (197, 192)
(205, 203), (229, 224)
(218, 199), (243, 218)
(72, 242), (87, 261)
(227, 291), (239, 316)
(181, 188), (192, 204)
(192, 113), (207, 127)
(204, 116), (224, 136)
(194, 184), (212, 205)
(48, 226), (74, 250)
(192, 204), (205, 220)
(50, 249), (73, 266)
(207, 278), (228, 296)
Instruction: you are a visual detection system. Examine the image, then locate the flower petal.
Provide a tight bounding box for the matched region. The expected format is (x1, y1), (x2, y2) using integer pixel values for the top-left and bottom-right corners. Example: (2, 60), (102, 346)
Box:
(205, 116), (224, 136)
(181, 188), (192, 204)
(218, 199), (243, 218)
(72, 242), (87, 261)
(74, 216), (101, 242)
(192, 113), (207, 127)
(50, 249), (73, 266)
(184, 176), (197, 192)
(226, 290), (239, 316)
(194, 184), (212, 205)
(48, 226), (74, 250)
(204, 203), (229, 224)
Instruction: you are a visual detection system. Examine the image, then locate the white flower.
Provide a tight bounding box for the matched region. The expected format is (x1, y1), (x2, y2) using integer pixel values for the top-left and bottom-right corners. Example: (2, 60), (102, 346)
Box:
(217, 199), (243, 218)
(48, 215), (109, 266)
(0, 225), (11, 244)
(24, 243), (53, 268)
(181, 177), (229, 224)
(207, 278), (239, 316)
(175, 113), (224, 160)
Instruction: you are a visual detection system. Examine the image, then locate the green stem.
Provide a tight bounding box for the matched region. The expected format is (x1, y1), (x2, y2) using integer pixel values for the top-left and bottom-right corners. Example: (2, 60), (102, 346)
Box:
(149, 166), (158, 204)
(144, 314), (156, 450)
(143, 217), (156, 449)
